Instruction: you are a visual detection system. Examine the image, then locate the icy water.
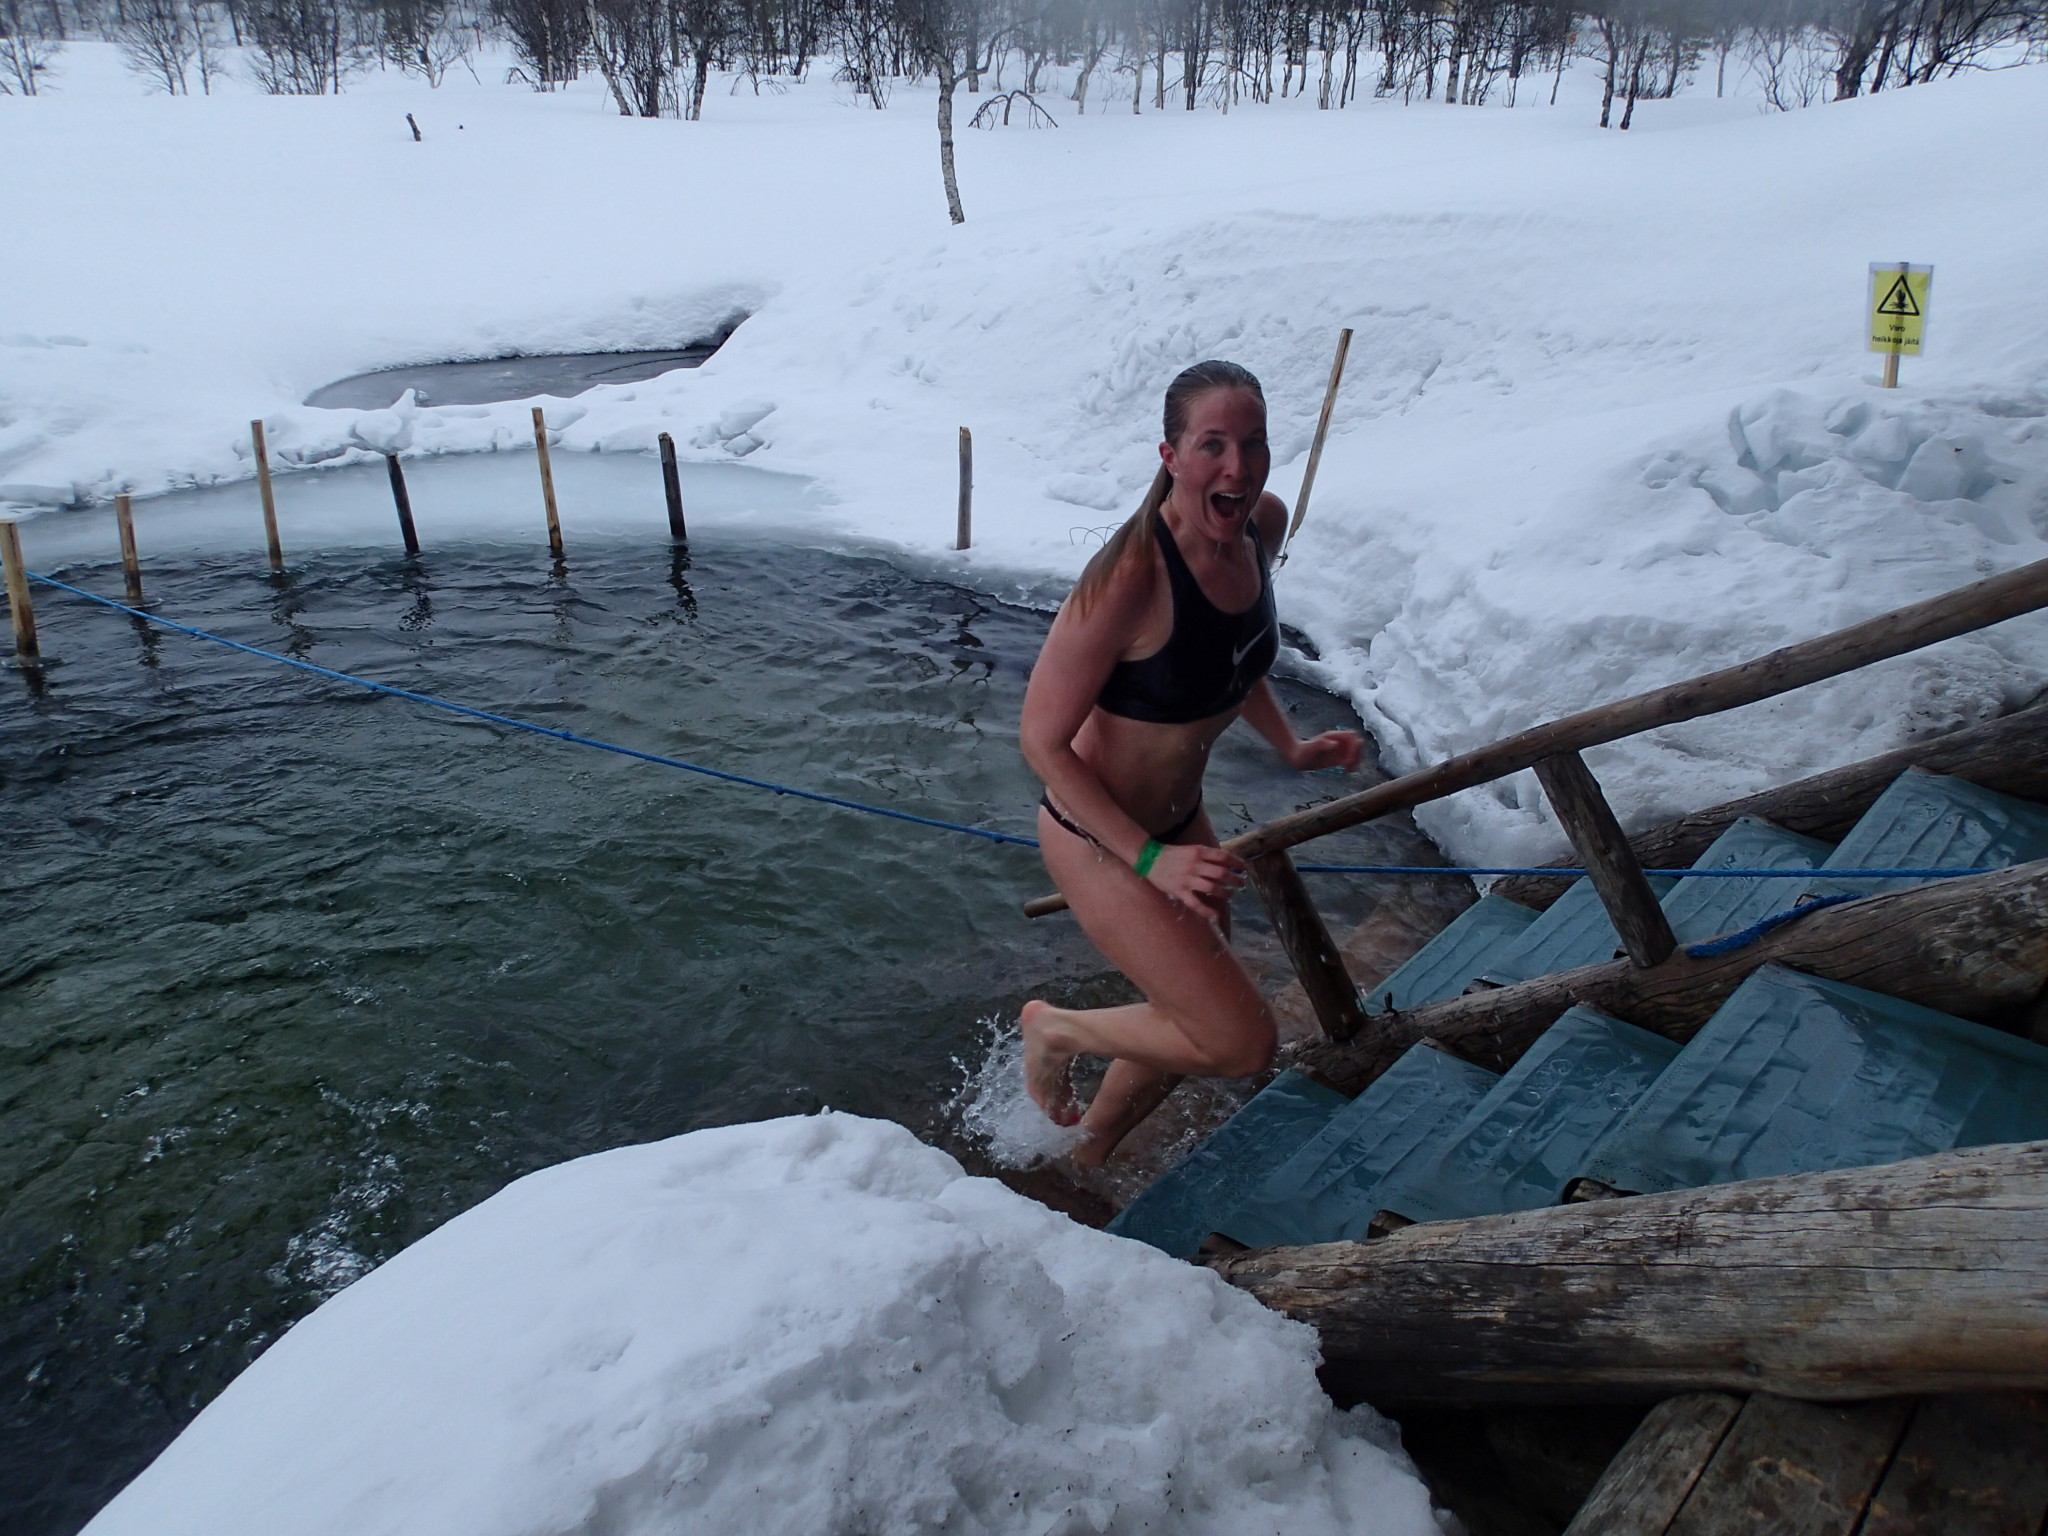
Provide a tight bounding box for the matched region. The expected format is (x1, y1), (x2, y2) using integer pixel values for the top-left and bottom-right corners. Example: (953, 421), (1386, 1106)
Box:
(2, 459), (1450, 1534)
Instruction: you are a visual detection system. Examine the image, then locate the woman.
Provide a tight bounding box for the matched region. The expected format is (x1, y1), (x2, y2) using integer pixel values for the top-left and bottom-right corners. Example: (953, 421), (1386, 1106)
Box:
(1019, 360), (1363, 1168)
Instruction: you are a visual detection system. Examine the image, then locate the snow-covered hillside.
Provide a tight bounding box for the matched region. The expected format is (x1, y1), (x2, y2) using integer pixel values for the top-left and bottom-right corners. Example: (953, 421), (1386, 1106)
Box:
(5, 48), (2045, 857)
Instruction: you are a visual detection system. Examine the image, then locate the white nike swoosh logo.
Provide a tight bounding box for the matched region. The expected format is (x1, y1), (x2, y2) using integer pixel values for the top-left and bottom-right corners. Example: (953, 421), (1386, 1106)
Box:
(1232, 625), (1270, 667)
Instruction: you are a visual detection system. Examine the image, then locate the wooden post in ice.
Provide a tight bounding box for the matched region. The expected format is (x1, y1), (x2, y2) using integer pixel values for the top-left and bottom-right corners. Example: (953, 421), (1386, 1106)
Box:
(1882, 259), (1908, 390)
(956, 427), (973, 551)
(658, 432), (688, 542)
(385, 454), (420, 556)
(250, 419), (284, 572)
(1279, 328), (1352, 565)
(532, 406), (564, 560)
(1, 518), (40, 665)
(115, 493), (144, 605)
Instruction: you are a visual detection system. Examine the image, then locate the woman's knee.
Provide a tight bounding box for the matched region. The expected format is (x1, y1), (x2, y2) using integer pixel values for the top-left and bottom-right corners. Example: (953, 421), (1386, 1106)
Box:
(1185, 1003), (1275, 1078)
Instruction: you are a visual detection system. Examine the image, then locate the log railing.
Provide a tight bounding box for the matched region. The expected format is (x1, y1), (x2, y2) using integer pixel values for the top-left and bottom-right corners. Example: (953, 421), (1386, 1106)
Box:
(1026, 553), (2048, 1044)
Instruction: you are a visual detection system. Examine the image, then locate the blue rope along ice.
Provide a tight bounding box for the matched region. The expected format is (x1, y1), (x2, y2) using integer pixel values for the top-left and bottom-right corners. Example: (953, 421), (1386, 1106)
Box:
(18, 571), (2010, 887)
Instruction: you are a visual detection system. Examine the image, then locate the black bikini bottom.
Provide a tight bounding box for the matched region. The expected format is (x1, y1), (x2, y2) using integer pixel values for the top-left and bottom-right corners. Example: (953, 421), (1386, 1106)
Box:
(1039, 794), (1202, 852)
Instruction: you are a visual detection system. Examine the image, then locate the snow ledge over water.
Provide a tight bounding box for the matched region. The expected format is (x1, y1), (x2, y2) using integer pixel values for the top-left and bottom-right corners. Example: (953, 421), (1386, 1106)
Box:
(82, 1113), (1444, 1536)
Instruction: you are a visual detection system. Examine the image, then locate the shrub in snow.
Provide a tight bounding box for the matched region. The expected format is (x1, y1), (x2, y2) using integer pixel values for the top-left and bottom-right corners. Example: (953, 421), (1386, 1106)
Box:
(84, 1113), (1442, 1536)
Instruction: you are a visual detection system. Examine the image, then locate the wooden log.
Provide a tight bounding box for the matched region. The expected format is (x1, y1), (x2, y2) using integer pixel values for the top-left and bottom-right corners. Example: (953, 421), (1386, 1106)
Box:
(1025, 553), (2048, 916)
(1562, 1393), (1744, 1536)
(1280, 327), (1351, 562)
(1289, 858), (2048, 1095)
(251, 418), (284, 572)
(114, 492), (144, 605)
(1858, 1392), (2048, 1536)
(532, 406), (564, 560)
(1, 518), (39, 664)
(1494, 701), (2048, 910)
(385, 453), (420, 556)
(957, 426), (972, 551)
(1212, 1140), (2048, 1405)
(658, 431), (687, 541)
(1246, 849), (1370, 1041)
(1665, 1394), (1913, 1536)
(1535, 750), (1677, 967)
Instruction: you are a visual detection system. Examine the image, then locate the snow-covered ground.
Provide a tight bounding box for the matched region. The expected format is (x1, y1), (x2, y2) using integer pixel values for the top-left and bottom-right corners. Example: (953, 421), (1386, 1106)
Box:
(6, 48), (2047, 861)
(79, 1114), (1443, 1536)
(14, 41), (2048, 1535)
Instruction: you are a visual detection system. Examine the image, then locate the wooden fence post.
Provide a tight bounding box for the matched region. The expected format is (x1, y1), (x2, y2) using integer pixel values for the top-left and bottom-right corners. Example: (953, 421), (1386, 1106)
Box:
(1246, 849), (1370, 1040)
(1, 518), (39, 665)
(115, 493), (144, 605)
(658, 431), (687, 541)
(1532, 749), (1676, 968)
(250, 419), (284, 572)
(385, 454), (420, 556)
(532, 406), (564, 560)
(957, 427), (973, 551)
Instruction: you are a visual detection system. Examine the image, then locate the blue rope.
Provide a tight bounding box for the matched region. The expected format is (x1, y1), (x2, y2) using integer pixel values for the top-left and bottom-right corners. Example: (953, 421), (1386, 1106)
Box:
(1684, 893), (1860, 958)
(15, 573), (2014, 887)
(27, 572), (1041, 849)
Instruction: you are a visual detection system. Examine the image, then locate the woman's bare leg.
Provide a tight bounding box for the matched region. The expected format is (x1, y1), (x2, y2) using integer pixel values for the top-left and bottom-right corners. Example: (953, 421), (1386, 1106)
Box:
(1023, 806), (1273, 1150)
(1073, 1059), (1180, 1170)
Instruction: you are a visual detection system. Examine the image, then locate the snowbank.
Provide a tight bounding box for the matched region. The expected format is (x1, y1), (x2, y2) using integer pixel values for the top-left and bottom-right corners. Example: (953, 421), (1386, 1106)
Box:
(80, 1114), (1441, 1536)
(4, 49), (2046, 861)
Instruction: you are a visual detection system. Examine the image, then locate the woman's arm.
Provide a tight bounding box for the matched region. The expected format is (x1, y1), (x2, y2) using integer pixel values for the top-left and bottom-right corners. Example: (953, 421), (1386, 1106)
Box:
(1240, 493), (1362, 772)
(1238, 680), (1363, 772)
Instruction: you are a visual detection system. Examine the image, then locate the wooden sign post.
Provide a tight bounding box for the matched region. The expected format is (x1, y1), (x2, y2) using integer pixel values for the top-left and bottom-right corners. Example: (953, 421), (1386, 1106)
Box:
(1869, 261), (1932, 389)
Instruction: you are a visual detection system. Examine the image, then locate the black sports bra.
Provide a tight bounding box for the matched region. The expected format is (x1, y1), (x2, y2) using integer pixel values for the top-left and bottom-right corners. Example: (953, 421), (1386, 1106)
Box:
(1095, 516), (1278, 724)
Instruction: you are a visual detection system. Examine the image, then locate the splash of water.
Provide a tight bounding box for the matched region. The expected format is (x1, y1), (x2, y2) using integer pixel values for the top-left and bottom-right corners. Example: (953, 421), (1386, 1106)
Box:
(950, 1015), (1087, 1169)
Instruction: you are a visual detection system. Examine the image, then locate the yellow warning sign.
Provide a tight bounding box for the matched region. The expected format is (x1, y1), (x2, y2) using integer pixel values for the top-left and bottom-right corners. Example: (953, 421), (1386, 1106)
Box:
(1868, 263), (1932, 354)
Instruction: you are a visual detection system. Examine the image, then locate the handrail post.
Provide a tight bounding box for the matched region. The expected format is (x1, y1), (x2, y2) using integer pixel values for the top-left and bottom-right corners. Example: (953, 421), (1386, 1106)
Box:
(1246, 849), (1370, 1040)
(1532, 750), (1676, 967)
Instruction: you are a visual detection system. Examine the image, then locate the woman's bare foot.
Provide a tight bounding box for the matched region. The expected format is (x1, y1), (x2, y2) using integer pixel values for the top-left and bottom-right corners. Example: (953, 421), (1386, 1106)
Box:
(1020, 1000), (1081, 1127)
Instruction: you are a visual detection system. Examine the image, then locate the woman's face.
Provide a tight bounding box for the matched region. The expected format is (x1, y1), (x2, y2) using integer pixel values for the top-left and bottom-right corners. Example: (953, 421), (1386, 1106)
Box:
(1161, 387), (1270, 541)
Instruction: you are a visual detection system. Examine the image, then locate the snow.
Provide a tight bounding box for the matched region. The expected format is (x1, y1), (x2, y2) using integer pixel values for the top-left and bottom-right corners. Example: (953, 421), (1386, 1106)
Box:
(15, 44), (2048, 1533)
(6, 48), (2045, 865)
(79, 1113), (1442, 1536)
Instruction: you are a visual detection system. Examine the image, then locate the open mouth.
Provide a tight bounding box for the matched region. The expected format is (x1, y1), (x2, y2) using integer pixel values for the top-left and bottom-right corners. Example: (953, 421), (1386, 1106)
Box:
(1209, 492), (1248, 520)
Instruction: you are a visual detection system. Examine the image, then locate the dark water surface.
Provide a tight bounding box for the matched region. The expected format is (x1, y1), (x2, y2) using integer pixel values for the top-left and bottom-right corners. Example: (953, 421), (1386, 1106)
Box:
(2, 515), (1441, 1533)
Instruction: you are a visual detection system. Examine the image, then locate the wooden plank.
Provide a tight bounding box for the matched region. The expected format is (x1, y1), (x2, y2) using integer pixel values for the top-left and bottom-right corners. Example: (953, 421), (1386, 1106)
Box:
(1290, 858), (2048, 1095)
(1494, 702), (2048, 910)
(1535, 750), (1677, 967)
(1025, 556), (2048, 916)
(1667, 1394), (1913, 1536)
(1211, 1141), (2048, 1405)
(1859, 1392), (2048, 1536)
(1563, 1393), (1744, 1536)
(1, 517), (39, 663)
(1245, 849), (1371, 1041)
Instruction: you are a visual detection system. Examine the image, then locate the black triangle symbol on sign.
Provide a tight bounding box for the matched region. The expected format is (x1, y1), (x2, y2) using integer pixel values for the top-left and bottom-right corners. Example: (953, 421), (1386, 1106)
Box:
(1877, 275), (1920, 317)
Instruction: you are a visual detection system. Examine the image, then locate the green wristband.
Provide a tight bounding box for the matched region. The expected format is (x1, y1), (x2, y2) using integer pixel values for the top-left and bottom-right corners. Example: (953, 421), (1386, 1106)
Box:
(1133, 839), (1163, 878)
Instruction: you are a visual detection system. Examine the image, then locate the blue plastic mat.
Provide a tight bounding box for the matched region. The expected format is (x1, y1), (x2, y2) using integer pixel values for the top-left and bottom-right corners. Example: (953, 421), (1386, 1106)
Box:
(1215, 1044), (1501, 1249)
(1104, 1070), (1347, 1258)
(1580, 964), (2048, 1196)
(1372, 1006), (1681, 1223)
(1806, 769), (2048, 900)
(1362, 895), (1538, 1015)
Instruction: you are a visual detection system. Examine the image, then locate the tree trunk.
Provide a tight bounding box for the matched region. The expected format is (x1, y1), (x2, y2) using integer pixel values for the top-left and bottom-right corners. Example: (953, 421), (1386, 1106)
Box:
(1213, 1140), (2048, 1405)
(688, 48), (709, 119)
(935, 58), (965, 225)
